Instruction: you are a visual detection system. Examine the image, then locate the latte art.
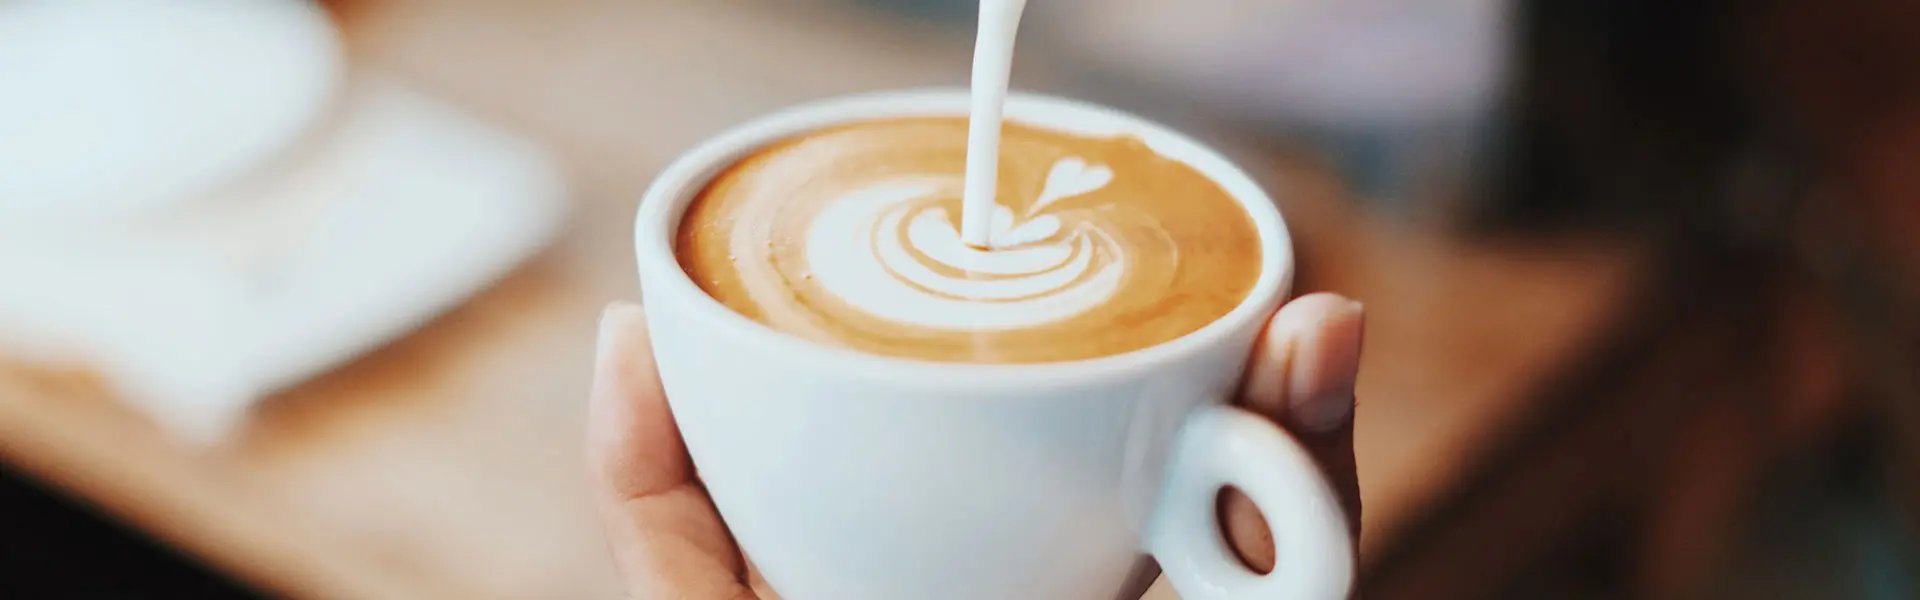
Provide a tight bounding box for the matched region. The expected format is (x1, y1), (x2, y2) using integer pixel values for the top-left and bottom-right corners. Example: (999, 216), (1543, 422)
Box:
(806, 156), (1147, 332)
(678, 117), (1260, 363)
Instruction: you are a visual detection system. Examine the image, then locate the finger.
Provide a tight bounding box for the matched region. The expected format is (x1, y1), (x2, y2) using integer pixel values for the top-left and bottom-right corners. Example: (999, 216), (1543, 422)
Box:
(589, 302), (758, 599)
(1223, 293), (1365, 571)
(748, 563), (783, 600)
(1276, 294), (1364, 534)
(1240, 293), (1364, 439)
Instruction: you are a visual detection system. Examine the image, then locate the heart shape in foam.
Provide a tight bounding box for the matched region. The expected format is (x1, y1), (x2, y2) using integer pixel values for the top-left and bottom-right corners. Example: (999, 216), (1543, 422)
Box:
(1030, 157), (1115, 215)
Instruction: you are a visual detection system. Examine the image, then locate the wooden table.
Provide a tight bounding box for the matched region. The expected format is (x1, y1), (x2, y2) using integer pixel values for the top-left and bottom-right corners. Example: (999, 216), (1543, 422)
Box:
(0, 2), (1648, 598)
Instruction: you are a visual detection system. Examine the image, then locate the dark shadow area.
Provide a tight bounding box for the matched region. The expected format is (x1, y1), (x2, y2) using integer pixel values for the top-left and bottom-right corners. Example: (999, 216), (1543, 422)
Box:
(0, 464), (262, 599)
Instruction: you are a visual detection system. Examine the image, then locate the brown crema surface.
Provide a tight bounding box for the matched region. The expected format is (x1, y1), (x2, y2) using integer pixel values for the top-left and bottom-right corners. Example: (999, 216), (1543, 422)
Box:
(677, 117), (1262, 363)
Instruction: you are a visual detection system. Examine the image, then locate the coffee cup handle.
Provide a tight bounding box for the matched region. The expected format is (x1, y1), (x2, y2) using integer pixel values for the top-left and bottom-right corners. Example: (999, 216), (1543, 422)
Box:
(1145, 405), (1354, 599)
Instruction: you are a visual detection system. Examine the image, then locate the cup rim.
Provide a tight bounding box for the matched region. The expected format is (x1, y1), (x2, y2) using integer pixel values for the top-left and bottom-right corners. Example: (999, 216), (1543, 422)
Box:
(634, 88), (1293, 389)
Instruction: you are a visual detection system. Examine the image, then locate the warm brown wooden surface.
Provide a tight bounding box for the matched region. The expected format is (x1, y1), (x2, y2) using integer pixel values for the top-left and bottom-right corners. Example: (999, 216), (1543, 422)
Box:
(0, 3), (1649, 598)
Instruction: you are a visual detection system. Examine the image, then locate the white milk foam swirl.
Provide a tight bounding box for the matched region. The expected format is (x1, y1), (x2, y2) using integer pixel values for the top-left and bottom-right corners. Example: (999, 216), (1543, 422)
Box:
(803, 157), (1126, 331)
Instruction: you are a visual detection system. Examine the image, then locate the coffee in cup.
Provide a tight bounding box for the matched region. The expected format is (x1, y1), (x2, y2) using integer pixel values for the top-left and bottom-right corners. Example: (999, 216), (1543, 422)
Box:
(677, 117), (1262, 363)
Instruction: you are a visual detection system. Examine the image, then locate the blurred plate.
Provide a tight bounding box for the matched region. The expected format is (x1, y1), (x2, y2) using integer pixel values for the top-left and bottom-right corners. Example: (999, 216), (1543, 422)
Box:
(0, 0), (342, 222)
(0, 75), (568, 439)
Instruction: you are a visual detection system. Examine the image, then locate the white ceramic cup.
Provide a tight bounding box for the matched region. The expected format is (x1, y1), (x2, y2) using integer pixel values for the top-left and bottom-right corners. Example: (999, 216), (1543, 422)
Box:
(634, 89), (1352, 600)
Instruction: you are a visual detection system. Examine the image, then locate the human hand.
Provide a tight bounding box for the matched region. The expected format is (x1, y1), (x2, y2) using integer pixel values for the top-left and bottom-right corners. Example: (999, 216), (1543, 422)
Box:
(587, 293), (1365, 598)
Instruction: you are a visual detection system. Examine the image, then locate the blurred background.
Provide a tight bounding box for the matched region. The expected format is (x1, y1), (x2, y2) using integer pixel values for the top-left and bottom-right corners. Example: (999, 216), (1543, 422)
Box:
(2, 0), (1918, 598)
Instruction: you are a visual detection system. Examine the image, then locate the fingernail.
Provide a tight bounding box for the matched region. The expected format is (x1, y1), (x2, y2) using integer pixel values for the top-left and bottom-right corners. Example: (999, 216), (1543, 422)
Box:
(597, 301), (645, 361)
(1287, 300), (1363, 432)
